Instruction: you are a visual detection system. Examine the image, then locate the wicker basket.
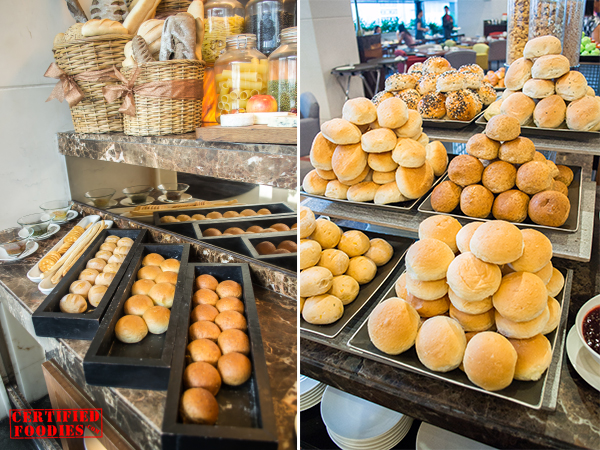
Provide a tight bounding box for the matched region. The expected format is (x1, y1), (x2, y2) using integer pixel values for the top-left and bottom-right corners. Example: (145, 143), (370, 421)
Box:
(53, 35), (132, 133)
(121, 60), (205, 136)
(155, 0), (193, 19)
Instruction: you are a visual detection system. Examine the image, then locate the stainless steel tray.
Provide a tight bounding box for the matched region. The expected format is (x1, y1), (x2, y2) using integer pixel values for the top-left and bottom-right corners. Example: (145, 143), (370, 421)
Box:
(422, 111), (484, 129)
(417, 165), (582, 233)
(476, 114), (600, 140)
(347, 268), (572, 410)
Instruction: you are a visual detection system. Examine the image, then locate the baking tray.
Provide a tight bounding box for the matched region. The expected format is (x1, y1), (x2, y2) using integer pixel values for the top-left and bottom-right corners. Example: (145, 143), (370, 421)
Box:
(422, 111), (484, 129)
(161, 263), (278, 450)
(31, 229), (147, 340)
(243, 232), (298, 272)
(476, 114), (600, 140)
(300, 220), (412, 339)
(418, 165), (582, 233)
(153, 202), (294, 226)
(83, 243), (190, 390)
(347, 268), (572, 410)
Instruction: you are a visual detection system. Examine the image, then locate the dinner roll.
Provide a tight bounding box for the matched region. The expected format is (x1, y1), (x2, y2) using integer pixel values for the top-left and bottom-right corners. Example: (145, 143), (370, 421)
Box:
(555, 165), (573, 186)
(117, 237), (134, 248)
(87, 258), (107, 271)
(416, 316), (466, 372)
(436, 70), (466, 92)
(346, 256), (377, 284)
(447, 252), (502, 301)
(528, 191), (570, 227)
(498, 137), (535, 165)
(504, 57), (533, 90)
(531, 55), (570, 80)
(215, 297), (244, 314)
(337, 230), (370, 257)
(445, 89), (481, 121)
(465, 133), (499, 160)
(184, 361), (221, 395)
(189, 320), (221, 342)
(533, 261), (554, 285)
(310, 218), (342, 249)
(115, 315), (148, 343)
(142, 253), (165, 267)
(347, 181), (378, 202)
(218, 352), (252, 386)
(124, 294), (154, 316)
(218, 329), (250, 356)
(188, 339), (222, 365)
(300, 239), (322, 270)
(418, 215), (462, 253)
(430, 181), (461, 213)
(108, 254), (126, 264)
(405, 238), (454, 281)
(100, 242), (116, 253)
(482, 161), (517, 193)
(392, 139), (426, 168)
(331, 143), (368, 182)
(194, 274), (218, 292)
(216, 280), (242, 299)
(522, 78), (555, 99)
(508, 334), (552, 381)
(223, 211), (240, 218)
(69, 280), (92, 299)
(215, 310), (247, 332)
(302, 169), (328, 195)
(448, 288), (493, 315)
(448, 155), (483, 187)
(160, 258), (180, 273)
(374, 181), (407, 205)
(138, 265), (162, 281)
(425, 141), (449, 177)
(104, 235), (120, 244)
(469, 221), (524, 265)
(372, 170), (396, 184)
(423, 56), (452, 74)
(492, 190), (530, 223)
(363, 238), (394, 266)
(495, 305), (550, 339)
(405, 274), (448, 300)
(405, 293), (450, 317)
(328, 275), (360, 305)
(395, 272), (408, 299)
(516, 161), (553, 195)
(299, 206), (316, 239)
(143, 305), (170, 334)
(533, 95), (567, 129)
(485, 114), (521, 142)
(455, 222), (482, 254)
(342, 97), (377, 125)
(386, 73), (417, 91)
(500, 92), (536, 125)
(302, 294), (344, 324)
(395, 162), (434, 199)
(102, 263), (121, 275)
(460, 185), (494, 218)
(96, 272), (115, 287)
(325, 180), (350, 200)
(149, 283), (175, 308)
(377, 97), (409, 129)
(132, 279), (155, 296)
(509, 229), (552, 273)
(542, 297), (561, 335)
(449, 304), (495, 332)
(566, 96), (600, 131)
(321, 118), (361, 145)
(463, 332), (517, 391)
(193, 289), (219, 306)
(88, 285), (107, 307)
(300, 266), (333, 297)
(394, 110), (422, 138)
(361, 128), (397, 153)
(155, 271), (178, 285)
(60, 294), (87, 314)
(180, 388), (219, 425)
(546, 268), (565, 297)
(368, 151), (398, 172)
(367, 297), (420, 355)
(523, 35), (562, 58)
(493, 272), (548, 322)
(192, 304), (219, 322)
(338, 165), (370, 187)
(316, 248), (349, 276)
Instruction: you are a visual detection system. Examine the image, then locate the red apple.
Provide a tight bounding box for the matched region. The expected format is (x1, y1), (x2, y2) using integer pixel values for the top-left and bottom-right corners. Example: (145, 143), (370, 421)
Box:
(247, 95), (277, 113)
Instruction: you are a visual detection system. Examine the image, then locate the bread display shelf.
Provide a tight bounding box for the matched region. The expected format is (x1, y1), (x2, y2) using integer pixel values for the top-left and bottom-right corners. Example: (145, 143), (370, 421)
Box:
(418, 165), (583, 233)
(422, 112), (484, 129)
(347, 268), (572, 410)
(32, 229), (147, 340)
(476, 114), (600, 141)
(301, 221), (413, 339)
(243, 232), (297, 272)
(161, 263), (278, 450)
(83, 243), (190, 390)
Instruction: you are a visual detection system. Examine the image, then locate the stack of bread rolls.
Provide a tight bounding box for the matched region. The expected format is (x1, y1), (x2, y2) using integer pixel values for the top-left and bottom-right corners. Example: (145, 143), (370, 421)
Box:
(180, 274), (252, 425)
(304, 96), (449, 205)
(59, 235), (134, 314)
(299, 207), (394, 325)
(160, 207), (274, 223)
(484, 35), (600, 131)
(430, 113), (573, 227)
(368, 215), (564, 392)
(114, 252), (181, 344)
(201, 222), (297, 237)
(372, 57), (495, 121)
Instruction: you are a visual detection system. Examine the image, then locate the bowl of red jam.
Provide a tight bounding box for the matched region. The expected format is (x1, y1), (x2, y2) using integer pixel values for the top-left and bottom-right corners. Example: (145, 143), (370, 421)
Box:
(576, 295), (600, 365)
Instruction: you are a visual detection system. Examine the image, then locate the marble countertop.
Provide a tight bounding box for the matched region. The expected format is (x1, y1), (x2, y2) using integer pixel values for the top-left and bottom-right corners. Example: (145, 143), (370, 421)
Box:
(0, 220), (297, 450)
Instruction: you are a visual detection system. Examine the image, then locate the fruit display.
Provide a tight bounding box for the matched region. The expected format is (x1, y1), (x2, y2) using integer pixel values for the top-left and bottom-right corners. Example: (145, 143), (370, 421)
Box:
(580, 33), (600, 56)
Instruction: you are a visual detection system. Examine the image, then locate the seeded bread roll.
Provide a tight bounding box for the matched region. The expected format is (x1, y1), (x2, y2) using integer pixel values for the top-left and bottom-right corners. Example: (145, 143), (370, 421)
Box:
(463, 332), (517, 391)
(445, 89), (481, 121)
(361, 128), (397, 153)
(492, 190), (530, 223)
(447, 252), (502, 302)
(417, 73), (439, 95)
(477, 82), (497, 106)
(377, 97), (409, 129)
(504, 57), (533, 90)
(436, 70), (466, 92)
(460, 185), (494, 218)
(500, 92), (536, 125)
(368, 152), (398, 172)
(431, 180), (462, 213)
(374, 181), (408, 205)
(310, 132), (336, 170)
(368, 297), (420, 355)
(533, 95), (567, 129)
(392, 139), (426, 168)
(331, 144), (368, 181)
(523, 35), (562, 58)
(395, 162), (434, 199)
(321, 118), (361, 145)
(425, 141), (448, 177)
(423, 56), (452, 74)
(466, 133), (499, 160)
(485, 114), (521, 141)
(418, 92), (446, 119)
(342, 97), (377, 125)
(385, 73), (417, 91)
(531, 55), (570, 80)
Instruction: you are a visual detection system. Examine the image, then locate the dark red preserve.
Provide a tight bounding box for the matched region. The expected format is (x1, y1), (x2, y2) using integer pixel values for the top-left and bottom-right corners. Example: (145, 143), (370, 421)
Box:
(582, 306), (600, 355)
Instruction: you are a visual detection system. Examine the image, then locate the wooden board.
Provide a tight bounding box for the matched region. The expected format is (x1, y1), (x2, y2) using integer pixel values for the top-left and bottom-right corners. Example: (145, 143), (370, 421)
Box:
(196, 125), (297, 145)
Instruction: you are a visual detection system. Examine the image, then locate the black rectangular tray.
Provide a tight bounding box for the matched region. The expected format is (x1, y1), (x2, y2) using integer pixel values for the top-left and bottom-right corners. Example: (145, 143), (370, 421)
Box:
(83, 243), (190, 390)
(243, 232), (297, 272)
(153, 202), (294, 226)
(422, 111), (484, 129)
(418, 165), (582, 233)
(161, 263), (278, 450)
(32, 229), (147, 340)
(347, 268), (572, 410)
(300, 220), (412, 339)
(475, 114), (600, 140)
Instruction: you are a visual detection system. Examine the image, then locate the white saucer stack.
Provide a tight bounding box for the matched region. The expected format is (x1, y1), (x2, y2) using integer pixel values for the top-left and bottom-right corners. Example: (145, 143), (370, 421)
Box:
(321, 386), (413, 450)
(300, 375), (327, 411)
(416, 422), (497, 450)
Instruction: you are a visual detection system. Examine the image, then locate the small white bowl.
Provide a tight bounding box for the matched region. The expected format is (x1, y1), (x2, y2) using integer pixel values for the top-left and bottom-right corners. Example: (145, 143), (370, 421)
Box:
(576, 294), (600, 365)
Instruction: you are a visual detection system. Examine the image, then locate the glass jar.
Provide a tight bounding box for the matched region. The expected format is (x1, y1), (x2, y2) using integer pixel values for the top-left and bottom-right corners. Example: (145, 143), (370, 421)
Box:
(563, 0), (586, 67)
(203, 0), (245, 66)
(245, 0), (283, 56)
(214, 34), (268, 120)
(506, 0), (530, 64)
(268, 27), (297, 112)
(282, 0), (296, 28)
(528, 0), (566, 43)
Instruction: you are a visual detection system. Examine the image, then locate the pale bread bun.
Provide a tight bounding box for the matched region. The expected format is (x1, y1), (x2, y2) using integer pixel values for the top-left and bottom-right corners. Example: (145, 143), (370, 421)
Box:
(60, 294), (87, 313)
(79, 268), (99, 284)
(508, 334), (552, 381)
(533, 95), (567, 129)
(372, 170), (396, 184)
(310, 132), (336, 170)
(342, 97), (377, 125)
(463, 331), (517, 391)
(363, 238), (394, 266)
(516, 161), (553, 195)
(423, 56), (452, 74)
(374, 182), (407, 205)
(425, 141), (449, 177)
(418, 215), (462, 253)
(566, 96), (600, 131)
(448, 154), (483, 187)
(469, 221), (524, 265)
(509, 229), (552, 273)
(495, 305), (550, 339)
(482, 161), (517, 193)
(96, 272), (115, 287)
(455, 222), (483, 254)
(368, 151), (398, 172)
(523, 35), (562, 58)
(528, 191), (570, 227)
(405, 293), (450, 317)
(143, 305), (170, 334)
(338, 165), (371, 186)
(361, 128), (397, 153)
(460, 185), (494, 218)
(310, 218), (342, 249)
(587, 86), (596, 96)
(115, 315), (148, 343)
(142, 253), (164, 267)
(155, 271), (177, 285)
(100, 242), (116, 253)
(416, 316), (466, 372)
(215, 310), (247, 332)
(180, 388), (219, 425)
(392, 139), (426, 168)
(500, 92), (536, 125)
(149, 282), (176, 308)
(395, 161), (434, 199)
(448, 288), (493, 315)
(367, 297), (420, 355)
(542, 297), (561, 335)
(346, 256), (377, 284)
(405, 238), (454, 281)
(132, 279), (155, 296)
(318, 249), (350, 276)
(405, 273), (448, 300)
(534, 261), (553, 285)
(449, 304), (495, 332)
(87, 258), (107, 271)
(498, 136), (535, 164)
(504, 57), (533, 90)
(393, 110), (422, 138)
(188, 339), (222, 365)
(377, 97), (409, 129)
(218, 352), (252, 386)
(546, 268), (564, 297)
(300, 266), (333, 297)
(347, 181), (378, 202)
(522, 78), (555, 99)
(70, 280), (92, 299)
(466, 133), (499, 160)
(299, 206), (316, 239)
(331, 144), (368, 181)
(108, 254), (126, 265)
(321, 118), (361, 145)
(531, 55), (570, 80)
(302, 294), (344, 324)
(124, 294), (154, 316)
(430, 180), (461, 213)
(328, 275), (360, 305)
(302, 169), (328, 195)
(103, 263), (121, 274)
(485, 114), (521, 142)
(88, 285), (107, 307)
(217, 329), (250, 356)
(138, 265), (162, 281)
(394, 272), (408, 299)
(446, 252), (502, 301)
(325, 180), (350, 199)
(493, 272), (548, 322)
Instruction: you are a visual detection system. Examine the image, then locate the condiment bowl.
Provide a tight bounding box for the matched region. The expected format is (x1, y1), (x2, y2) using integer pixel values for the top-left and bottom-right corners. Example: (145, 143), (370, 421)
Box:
(85, 188), (116, 208)
(576, 294), (600, 365)
(39, 199), (73, 222)
(17, 213), (52, 237)
(0, 227), (33, 255)
(122, 185), (153, 204)
(157, 183), (189, 202)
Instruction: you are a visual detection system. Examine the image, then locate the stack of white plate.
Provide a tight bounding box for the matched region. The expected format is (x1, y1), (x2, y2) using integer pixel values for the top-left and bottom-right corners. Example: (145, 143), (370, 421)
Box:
(321, 386), (413, 450)
(300, 376), (327, 411)
(416, 422), (497, 450)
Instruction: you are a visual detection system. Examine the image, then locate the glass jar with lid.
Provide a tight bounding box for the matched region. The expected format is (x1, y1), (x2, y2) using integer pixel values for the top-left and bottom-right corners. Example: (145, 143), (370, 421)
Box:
(214, 34), (268, 120)
(203, 0), (245, 66)
(245, 0), (283, 56)
(506, 0), (530, 64)
(268, 27), (297, 112)
(282, 0), (297, 28)
(528, 0), (566, 43)
(563, 0), (586, 67)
